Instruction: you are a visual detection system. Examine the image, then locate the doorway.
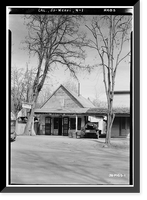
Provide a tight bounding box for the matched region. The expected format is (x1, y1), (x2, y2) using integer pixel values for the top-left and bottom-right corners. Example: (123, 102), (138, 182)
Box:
(58, 117), (62, 135)
(45, 117), (51, 135)
(63, 117), (69, 136)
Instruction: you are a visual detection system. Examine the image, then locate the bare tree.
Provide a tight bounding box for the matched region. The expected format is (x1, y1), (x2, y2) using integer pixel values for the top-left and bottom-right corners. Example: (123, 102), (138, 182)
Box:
(11, 68), (24, 116)
(11, 66), (34, 116)
(23, 64), (34, 103)
(92, 99), (107, 108)
(86, 15), (132, 146)
(37, 86), (51, 107)
(23, 15), (88, 135)
(63, 79), (78, 94)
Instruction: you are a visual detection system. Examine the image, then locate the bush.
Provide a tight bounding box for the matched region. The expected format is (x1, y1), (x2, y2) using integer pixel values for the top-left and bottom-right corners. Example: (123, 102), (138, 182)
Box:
(76, 130), (81, 139)
(68, 130), (73, 138)
(81, 126), (85, 132)
(80, 127), (85, 138)
(72, 131), (77, 138)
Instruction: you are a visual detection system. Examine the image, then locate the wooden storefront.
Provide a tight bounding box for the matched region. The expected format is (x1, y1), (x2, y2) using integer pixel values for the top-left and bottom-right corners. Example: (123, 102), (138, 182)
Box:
(35, 85), (130, 138)
(38, 114), (86, 136)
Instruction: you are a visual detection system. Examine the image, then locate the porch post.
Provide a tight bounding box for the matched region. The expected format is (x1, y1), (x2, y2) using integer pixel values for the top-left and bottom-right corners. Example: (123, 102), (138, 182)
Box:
(76, 115), (78, 133)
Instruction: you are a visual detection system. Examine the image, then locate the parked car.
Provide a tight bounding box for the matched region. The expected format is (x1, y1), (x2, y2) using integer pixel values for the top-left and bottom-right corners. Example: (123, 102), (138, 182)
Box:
(82, 122), (99, 139)
(11, 120), (17, 141)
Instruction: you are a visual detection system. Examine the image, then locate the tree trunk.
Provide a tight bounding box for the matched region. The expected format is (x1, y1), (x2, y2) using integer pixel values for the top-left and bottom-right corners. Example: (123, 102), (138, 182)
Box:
(23, 92), (39, 136)
(105, 100), (115, 146)
(105, 113), (115, 145)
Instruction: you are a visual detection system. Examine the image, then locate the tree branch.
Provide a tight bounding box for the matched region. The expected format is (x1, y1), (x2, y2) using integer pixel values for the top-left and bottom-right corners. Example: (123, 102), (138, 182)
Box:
(117, 51), (131, 68)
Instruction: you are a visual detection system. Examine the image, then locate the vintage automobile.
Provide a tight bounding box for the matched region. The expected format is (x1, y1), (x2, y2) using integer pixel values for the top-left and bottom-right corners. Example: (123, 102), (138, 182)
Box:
(81, 122), (99, 139)
(11, 113), (16, 141)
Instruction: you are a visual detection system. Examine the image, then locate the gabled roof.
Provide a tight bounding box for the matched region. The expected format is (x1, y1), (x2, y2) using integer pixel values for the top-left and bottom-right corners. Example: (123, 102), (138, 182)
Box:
(35, 85), (130, 116)
(62, 85), (95, 108)
(40, 84), (95, 109)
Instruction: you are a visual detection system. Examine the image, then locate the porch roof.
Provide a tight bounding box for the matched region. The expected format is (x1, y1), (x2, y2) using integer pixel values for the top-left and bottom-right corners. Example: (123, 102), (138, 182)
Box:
(34, 107), (89, 115)
(87, 107), (130, 116)
(34, 106), (130, 116)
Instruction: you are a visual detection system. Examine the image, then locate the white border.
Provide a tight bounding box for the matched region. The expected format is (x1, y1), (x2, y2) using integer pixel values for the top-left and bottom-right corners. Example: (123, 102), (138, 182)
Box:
(6, 6), (134, 189)
(6, 6), (9, 188)
(8, 6), (133, 8)
(132, 7), (135, 188)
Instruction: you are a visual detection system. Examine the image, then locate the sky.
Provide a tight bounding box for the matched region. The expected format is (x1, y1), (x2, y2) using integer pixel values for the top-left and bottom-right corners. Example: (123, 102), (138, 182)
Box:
(8, 12), (131, 103)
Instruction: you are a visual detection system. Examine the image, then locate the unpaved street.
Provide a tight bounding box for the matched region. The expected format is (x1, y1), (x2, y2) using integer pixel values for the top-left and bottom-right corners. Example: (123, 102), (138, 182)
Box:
(10, 136), (130, 185)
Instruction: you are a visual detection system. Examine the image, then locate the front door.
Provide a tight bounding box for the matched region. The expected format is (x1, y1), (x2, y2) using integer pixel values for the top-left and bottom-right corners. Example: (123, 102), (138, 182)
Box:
(45, 117), (51, 135)
(63, 117), (69, 136)
(58, 117), (62, 135)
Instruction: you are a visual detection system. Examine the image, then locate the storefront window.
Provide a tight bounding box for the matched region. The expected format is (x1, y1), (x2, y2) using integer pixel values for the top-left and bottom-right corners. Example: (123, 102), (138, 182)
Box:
(70, 118), (76, 129)
(78, 117), (81, 130)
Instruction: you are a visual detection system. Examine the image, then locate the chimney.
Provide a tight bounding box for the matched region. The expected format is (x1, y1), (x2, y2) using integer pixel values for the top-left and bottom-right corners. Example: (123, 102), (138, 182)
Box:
(78, 82), (80, 96)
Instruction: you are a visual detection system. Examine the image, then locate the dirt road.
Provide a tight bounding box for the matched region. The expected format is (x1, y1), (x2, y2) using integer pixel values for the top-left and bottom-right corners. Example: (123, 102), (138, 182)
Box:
(10, 136), (130, 185)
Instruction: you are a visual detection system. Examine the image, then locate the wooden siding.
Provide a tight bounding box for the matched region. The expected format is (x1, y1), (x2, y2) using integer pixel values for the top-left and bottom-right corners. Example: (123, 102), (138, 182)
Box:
(38, 115), (85, 135)
(42, 87), (82, 109)
(111, 117), (120, 137)
(111, 117), (130, 137)
(15, 121), (26, 135)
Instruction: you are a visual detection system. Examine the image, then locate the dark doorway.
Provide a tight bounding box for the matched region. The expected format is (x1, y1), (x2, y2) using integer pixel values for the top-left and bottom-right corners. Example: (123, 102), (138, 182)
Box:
(58, 117), (62, 135)
(45, 117), (51, 135)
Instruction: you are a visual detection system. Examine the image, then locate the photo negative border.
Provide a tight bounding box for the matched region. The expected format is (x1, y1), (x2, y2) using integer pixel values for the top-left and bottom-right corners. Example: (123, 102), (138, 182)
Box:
(3, 2), (140, 193)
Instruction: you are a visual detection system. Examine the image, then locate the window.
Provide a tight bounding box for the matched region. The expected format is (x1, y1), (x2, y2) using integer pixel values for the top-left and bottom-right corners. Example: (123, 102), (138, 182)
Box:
(70, 118), (76, 129)
(78, 118), (81, 130)
(54, 118), (58, 129)
(70, 117), (81, 130)
(45, 117), (51, 124)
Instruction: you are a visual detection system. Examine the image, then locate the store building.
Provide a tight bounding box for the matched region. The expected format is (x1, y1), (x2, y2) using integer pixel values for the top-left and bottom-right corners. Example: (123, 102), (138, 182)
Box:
(34, 85), (130, 138)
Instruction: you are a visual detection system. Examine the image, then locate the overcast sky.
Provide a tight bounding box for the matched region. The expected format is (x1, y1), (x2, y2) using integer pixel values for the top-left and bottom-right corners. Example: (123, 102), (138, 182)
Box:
(8, 13), (131, 102)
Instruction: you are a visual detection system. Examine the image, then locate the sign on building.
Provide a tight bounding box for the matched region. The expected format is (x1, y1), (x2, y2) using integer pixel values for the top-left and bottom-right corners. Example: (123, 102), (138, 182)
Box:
(22, 102), (32, 109)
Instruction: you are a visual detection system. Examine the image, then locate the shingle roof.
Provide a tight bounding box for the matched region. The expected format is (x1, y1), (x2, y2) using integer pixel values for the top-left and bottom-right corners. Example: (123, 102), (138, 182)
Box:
(35, 85), (130, 116)
(87, 107), (130, 115)
(35, 106), (130, 115)
(62, 85), (95, 108)
(35, 107), (89, 114)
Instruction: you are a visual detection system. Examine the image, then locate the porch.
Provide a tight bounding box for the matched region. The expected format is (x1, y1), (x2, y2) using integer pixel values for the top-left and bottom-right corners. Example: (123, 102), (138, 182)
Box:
(38, 114), (88, 136)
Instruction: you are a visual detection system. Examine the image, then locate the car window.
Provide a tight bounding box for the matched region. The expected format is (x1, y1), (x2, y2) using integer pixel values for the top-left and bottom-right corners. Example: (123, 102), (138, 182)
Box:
(85, 123), (98, 130)
(18, 117), (28, 123)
